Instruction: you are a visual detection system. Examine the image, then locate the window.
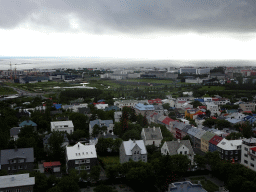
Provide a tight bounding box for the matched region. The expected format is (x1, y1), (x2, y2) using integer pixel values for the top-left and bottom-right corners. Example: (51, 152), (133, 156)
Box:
(251, 163), (254, 167)
(143, 156), (145, 159)
(235, 151), (238, 154)
(230, 151), (233, 155)
(244, 154), (248, 157)
(18, 165), (23, 169)
(245, 147), (248, 151)
(24, 165), (27, 169)
(244, 160), (248, 164)
(252, 151), (255, 154)
(134, 151), (136, 154)
(86, 166), (90, 170)
(15, 190), (20, 192)
(225, 151), (228, 155)
(185, 151), (187, 154)
(134, 157), (136, 161)
(13, 166), (16, 170)
(180, 152), (182, 154)
(86, 159), (90, 163)
(137, 151), (140, 154)
(18, 159), (24, 163)
(251, 157), (254, 161)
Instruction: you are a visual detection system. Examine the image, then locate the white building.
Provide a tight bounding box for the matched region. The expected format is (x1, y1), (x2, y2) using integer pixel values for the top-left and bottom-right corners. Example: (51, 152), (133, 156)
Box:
(161, 140), (195, 165)
(114, 111), (122, 122)
(141, 127), (163, 147)
(206, 103), (220, 116)
(241, 138), (256, 171)
(119, 139), (147, 164)
(95, 104), (109, 110)
(51, 121), (74, 134)
(66, 142), (97, 173)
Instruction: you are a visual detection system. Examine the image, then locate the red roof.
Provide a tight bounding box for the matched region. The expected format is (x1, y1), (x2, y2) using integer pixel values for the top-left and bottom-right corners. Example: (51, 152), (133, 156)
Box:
(162, 117), (175, 125)
(198, 106), (206, 109)
(195, 112), (205, 115)
(209, 135), (223, 145)
(178, 101), (186, 103)
(212, 98), (219, 101)
(93, 102), (106, 105)
(243, 111), (252, 114)
(150, 112), (158, 117)
(251, 147), (256, 152)
(148, 98), (162, 104)
(43, 161), (61, 168)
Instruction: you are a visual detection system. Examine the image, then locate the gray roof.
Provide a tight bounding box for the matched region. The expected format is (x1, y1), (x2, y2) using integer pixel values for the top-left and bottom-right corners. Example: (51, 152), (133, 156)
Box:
(0, 148), (34, 165)
(165, 140), (194, 155)
(143, 127), (163, 140)
(0, 173), (35, 188)
(173, 121), (186, 131)
(194, 130), (206, 139)
(182, 125), (192, 134)
(100, 133), (119, 139)
(187, 127), (201, 137)
(89, 119), (113, 128)
(154, 105), (164, 110)
(10, 127), (21, 137)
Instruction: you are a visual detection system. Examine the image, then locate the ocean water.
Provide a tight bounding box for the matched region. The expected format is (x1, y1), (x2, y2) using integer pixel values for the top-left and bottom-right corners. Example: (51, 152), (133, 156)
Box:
(0, 57), (255, 70)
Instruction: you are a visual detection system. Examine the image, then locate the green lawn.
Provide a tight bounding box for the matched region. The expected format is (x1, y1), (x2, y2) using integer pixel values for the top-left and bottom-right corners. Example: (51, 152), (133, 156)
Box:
(0, 86), (17, 95)
(99, 156), (120, 167)
(199, 86), (225, 91)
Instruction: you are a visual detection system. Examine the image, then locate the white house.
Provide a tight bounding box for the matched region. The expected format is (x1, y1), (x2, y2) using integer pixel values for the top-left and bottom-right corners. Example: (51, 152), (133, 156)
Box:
(119, 139), (147, 164)
(241, 138), (256, 171)
(206, 103), (220, 116)
(114, 111), (122, 122)
(95, 104), (109, 110)
(141, 127), (163, 147)
(51, 121), (74, 134)
(66, 142), (98, 173)
(161, 140), (195, 165)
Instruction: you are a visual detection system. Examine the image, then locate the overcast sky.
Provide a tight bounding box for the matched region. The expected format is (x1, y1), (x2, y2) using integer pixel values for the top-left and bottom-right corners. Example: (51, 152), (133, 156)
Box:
(0, 0), (256, 60)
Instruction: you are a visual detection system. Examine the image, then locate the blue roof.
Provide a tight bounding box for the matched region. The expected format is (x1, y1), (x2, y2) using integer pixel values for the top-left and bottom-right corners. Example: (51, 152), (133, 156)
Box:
(194, 99), (204, 102)
(187, 127), (201, 137)
(104, 106), (120, 111)
(134, 103), (154, 111)
(53, 104), (62, 109)
(226, 118), (243, 124)
(98, 99), (105, 102)
(19, 120), (37, 127)
(89, 119), (113, 128)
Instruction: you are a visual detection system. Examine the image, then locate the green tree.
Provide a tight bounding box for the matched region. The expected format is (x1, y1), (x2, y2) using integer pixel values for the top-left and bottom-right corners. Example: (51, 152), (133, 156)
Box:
(56, 176), (80, 192)
(226, 132), (243, 140)
(122, 129), (141, 141)
(47, 131), (65, 162)
(216, 119), (231, 130)
(162, 103), (170, 110)
(194, 155), (206, 170)
(90, 165), (101, 182)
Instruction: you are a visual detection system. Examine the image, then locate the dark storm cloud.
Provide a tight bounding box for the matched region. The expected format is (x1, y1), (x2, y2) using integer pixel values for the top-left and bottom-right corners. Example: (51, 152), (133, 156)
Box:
(1, 0), (256, 34)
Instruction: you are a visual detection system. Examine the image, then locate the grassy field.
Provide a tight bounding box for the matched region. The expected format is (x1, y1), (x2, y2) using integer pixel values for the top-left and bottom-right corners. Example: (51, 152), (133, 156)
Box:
(0, 86), (17, 95)
(99, 156), (120, 167)
(199, 86), (225, 91)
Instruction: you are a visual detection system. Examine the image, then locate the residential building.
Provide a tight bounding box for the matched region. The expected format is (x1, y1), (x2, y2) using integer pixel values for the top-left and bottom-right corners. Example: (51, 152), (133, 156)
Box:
(194, 129), (206, 149)
(161, 140), (195, 165)
(19, 120), (37, 131)
(50, 121), (74, 134)
(239, 102), (255, 112)
(10, 127), (21, 141)
(148, 98), (162, 105)
(114, 100), (140, 108)
(119, 139), (147, 164)
(241, 138), (256, 171)
(0, 173), (35, 192)
(206, 103), (220, 116)
(114, 111), (122, 122)
(89, 119), (114, 136)
(153, 105), (165, 115)
(217, 138), (242, 162)
(179, 68), (197, 74)
(0, 148), (34, 174)
(134, 103), (155, 116)
(141, 127), (163, 147)
(209, 135), (224, 152)
(66, 142), (98, 173)
(43, 161), (61, 174)
(200, 131), (216, 153)
(187, 128), (201, 148)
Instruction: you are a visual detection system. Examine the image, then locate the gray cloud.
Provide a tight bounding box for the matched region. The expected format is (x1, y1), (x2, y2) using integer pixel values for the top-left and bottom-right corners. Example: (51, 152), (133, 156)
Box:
(1, 0), (256, 34)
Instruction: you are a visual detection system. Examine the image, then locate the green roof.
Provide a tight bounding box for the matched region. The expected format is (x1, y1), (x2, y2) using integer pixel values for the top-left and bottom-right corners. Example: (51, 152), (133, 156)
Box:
(201, 131), (215, 142)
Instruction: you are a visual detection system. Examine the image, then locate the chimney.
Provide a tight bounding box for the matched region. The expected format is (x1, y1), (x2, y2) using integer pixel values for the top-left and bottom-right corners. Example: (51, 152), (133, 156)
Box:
(178, 139), (180, 143)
